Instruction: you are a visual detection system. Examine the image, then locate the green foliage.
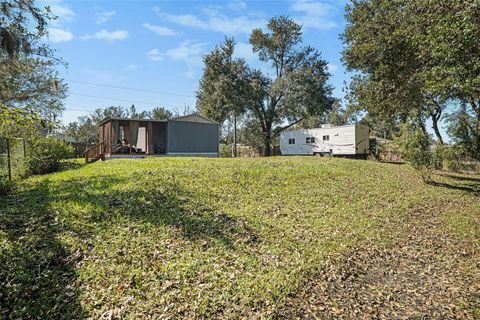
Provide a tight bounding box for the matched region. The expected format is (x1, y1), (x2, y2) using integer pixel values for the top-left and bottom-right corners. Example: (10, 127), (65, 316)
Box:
(342, 0), (480, 147)
(197, 17), (334, 156)
(1, 1), (67, 120)
(150, 106), (173, 120)
(0, 177), (12, 195)
(197, 37), (249, 123)
(0, 104), (41, 139)
(431, 145), (464, 172)
(26, 137), (73, 175)
(446, 104), (478, 159)
(397, 122), (432, 174)
(300, 100), (350, 129)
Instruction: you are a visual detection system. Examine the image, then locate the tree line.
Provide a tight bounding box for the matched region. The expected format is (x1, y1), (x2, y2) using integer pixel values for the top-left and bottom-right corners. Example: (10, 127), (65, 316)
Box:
(2, 0), (480, 163)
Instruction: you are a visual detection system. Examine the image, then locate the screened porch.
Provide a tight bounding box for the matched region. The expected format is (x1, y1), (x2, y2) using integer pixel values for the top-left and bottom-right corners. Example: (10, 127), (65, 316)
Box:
(98, 118), (168, 156)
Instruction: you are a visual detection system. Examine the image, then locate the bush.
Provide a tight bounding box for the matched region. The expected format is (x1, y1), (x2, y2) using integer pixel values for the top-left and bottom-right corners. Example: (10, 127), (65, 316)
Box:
(219, 144), (231, 158)
(0, 177), (12, 195)
(27, 137), (73, 175)
(376, 142), (405, 162)
(431, 145), (463, 172)
(394, 123), (433, 181)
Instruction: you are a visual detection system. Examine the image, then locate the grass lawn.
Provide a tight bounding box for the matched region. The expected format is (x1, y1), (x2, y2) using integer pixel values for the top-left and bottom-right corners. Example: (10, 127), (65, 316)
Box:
(0, 157), (479, 318)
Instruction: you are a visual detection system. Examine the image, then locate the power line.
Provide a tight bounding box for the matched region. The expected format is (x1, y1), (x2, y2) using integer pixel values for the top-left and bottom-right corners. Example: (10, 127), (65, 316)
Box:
(68, 79), (196, 98)
(70, 93), (168, 106)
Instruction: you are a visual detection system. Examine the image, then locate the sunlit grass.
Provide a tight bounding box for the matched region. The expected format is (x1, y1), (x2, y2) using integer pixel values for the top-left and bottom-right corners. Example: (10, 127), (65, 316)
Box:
(1, 157), (478, 318)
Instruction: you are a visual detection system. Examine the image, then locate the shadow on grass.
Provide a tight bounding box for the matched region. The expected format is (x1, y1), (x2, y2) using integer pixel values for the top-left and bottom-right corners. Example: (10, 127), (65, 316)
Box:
(50, 175), (251, 247)
(0, 174), (253, 318)
(379, 161), (406, 165)
(438, 173), (480, 183)
(0, 181), (85, 319)
(59, 159), (86, 172)
(427, 180), (479, 195)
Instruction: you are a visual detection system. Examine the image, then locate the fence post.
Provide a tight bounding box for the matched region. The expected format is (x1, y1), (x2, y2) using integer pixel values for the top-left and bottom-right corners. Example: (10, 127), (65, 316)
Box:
(6, 138), (11, 181)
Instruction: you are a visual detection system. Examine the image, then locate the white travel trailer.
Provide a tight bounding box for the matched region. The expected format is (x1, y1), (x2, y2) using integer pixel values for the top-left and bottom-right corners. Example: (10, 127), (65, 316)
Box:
(280, 124), (370, 156)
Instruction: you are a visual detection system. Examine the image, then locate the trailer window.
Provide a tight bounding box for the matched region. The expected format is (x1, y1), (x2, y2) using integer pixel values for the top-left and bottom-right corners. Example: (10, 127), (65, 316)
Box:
(288, 138), (295, 144)
(323, 135), (329, 141)
(306, 137), (316, 143)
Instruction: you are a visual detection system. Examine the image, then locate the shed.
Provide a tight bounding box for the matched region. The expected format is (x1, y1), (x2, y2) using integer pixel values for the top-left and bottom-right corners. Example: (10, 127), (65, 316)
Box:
(86, 114), (219, 162)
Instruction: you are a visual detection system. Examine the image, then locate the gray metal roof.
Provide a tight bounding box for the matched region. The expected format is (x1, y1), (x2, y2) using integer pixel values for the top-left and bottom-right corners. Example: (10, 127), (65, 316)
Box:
(99, 113), (218, 126)
(99, 117), (167, 125)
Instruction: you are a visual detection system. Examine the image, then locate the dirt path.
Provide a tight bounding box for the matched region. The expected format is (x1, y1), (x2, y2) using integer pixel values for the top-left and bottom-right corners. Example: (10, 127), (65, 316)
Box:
(276, 205), (480, 319)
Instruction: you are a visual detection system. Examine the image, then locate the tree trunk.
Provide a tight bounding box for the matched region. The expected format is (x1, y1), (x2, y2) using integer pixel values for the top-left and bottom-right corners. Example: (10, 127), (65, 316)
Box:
(232, 113), (237, 158)
(263, 132), (271, 157)
(430, 113), (444, 145)
(476, 110), (480, 160)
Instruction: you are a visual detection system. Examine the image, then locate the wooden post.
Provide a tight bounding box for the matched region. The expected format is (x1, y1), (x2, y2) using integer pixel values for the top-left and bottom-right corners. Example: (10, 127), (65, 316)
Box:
(147, 122), (152, 154)
(129, 122), (132, 154)
(144, 123), (147, 154)
(6, 138), (11, 181)
(110, 121), (113, 155)
(232, 113), (237, 158)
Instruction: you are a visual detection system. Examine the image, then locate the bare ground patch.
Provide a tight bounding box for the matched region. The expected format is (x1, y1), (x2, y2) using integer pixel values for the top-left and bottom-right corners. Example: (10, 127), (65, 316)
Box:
(276, 206), (480, 319)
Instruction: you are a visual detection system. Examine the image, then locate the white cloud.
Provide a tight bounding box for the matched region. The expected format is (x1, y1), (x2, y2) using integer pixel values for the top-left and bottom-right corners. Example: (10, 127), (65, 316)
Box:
(143, 23), (180, 36)
(48, 27), (74, 43)
(146, 49), (164, 62)
(96, 10), (116, 24)
(147, 41), (208, 78)
(233, 42), (256, 61)
(289, 0), (337, 30)
(42, 0), (75, 27)
(165, 40), (206, 65)
(82, 29), (129, 42)
(327, 63), (339, 73)
(228, 0), (247, 12)
(50, 4), (75, 26)
(154, 6), (266, 35)
(125, 64), (139, 71)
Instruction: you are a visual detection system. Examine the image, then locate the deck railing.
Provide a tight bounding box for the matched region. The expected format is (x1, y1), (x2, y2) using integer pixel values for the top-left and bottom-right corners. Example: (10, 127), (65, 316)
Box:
(84, 142), (105, 163)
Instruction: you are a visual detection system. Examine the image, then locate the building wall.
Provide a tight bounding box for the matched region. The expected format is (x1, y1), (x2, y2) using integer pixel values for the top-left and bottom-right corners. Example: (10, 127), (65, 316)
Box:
(280, 125), (360, 155)
(167, 120), (218, 155)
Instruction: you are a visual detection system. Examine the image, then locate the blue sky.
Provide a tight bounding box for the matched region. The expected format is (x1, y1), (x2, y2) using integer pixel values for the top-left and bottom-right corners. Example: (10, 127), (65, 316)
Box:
(43, 0), (448, 140)
(44, 0), (349, 124)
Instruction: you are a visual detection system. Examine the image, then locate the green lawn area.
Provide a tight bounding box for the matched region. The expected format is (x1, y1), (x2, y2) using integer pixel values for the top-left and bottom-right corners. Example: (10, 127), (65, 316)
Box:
(0, 157), (479, 318)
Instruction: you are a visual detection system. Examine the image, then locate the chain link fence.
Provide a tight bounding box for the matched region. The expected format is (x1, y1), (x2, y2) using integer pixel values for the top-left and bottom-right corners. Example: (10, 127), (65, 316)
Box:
(0, 137), (27, 181)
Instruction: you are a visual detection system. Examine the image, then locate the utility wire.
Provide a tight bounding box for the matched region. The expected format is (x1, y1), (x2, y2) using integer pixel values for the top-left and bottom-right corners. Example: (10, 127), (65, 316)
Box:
(68, 79), (196, 98)
(70, 93), (169, 106)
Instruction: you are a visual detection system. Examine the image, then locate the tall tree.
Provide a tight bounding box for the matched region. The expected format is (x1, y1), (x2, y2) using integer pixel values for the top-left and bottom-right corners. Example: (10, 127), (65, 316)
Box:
(197, 37), (249, 156)
(197, 17), (334, 156)
(446, 104), (477, 158)
(415, 0), (480, 157)
(342, 0), (447, 144)
(1, 0), (67, 122)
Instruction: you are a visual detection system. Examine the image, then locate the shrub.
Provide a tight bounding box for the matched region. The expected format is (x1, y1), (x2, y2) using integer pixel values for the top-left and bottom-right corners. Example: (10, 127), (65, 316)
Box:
(376, 142), (405, 162)
(219, 144), (231, 158)
(27, 137), (73, 175)
(0, 177), (12, 195)
(431, 145), (463, 172)
(395, 123), (433, 181)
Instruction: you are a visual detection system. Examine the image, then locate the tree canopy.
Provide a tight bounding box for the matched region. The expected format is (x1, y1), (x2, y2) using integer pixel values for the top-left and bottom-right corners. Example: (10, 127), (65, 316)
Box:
(343, 0), (480, 156)
(1, 0), (67, 131)
(197, 16), (334, 156)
